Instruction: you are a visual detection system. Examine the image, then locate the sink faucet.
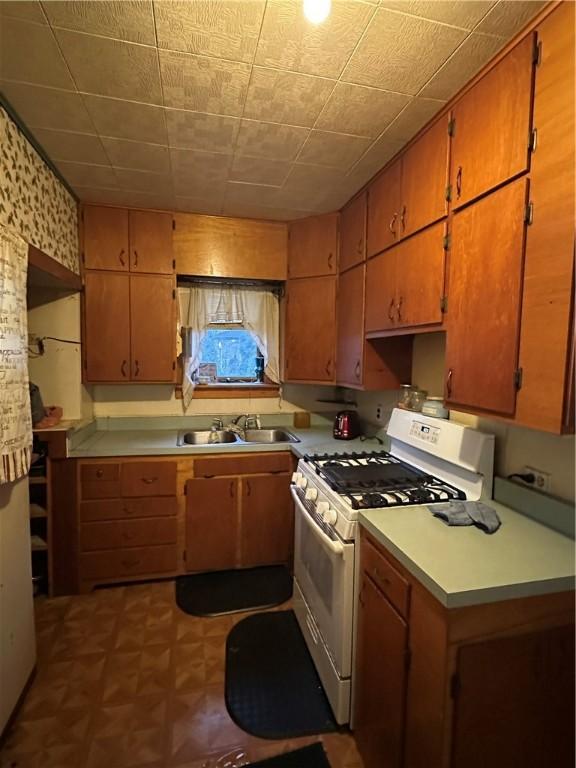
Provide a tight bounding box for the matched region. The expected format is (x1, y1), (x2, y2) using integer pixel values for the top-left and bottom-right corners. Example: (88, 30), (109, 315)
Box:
(211, 417), (224, 430)
(226, 414), (261, 438)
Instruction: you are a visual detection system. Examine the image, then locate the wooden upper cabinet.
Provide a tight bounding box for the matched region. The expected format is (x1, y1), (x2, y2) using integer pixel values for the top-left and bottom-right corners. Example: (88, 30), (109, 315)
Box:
(395, 221), (445, 328)
(173, 214), (287, 280)
(284, 276), (337, 383)
(240, 474), (293, 568)
(83, 206), (129, 271)
(185, 478), (238, 572)
(337, 263), (365, 386)
(367, 159), (401, 258)
(445, 178), (529, 416)
(130, 275), (176, 382)
(451, 34), (536, 210)
(84, 272), (130, 382)
(401, 116), (449, 238)
(129, 211), (174, 274)
(365, 251), (397, 334)
(340, 192), (366, 273)
(288, 213), (339, 278)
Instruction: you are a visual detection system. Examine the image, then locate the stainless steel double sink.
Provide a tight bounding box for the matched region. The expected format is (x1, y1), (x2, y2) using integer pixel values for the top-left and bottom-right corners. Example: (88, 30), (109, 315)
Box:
(176, 428), (300, 446)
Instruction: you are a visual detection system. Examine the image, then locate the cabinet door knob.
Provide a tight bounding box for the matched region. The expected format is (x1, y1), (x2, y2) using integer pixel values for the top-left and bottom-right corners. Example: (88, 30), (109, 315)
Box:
(325, 359), (332, 376)
(389, 213), (397, 235)
(134, 360), (140, 377)
(456, 166), (462, 199)
(96, 469), (104, 478)
(388, 298), (395, 322)
(400, 205), (406, 232)
(328, 252), (334, 271)
(355, 360), (361, 380)
(133, 250), (138, 267)
(119, 249), (126, 267)
(396, 295), (403, 322)
(446, 368), (453, 398)
(121, 359), (127, 377)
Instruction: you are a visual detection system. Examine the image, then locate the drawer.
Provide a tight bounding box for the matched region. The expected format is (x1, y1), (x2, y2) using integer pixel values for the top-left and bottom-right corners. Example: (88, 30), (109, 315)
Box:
(81, 517), (178, 552)
(121, 461), (177, 497)
(194, 452), (292, 478)
(362, 537), (410, 618)
(80, 497), (178, 522)
(80, 545), (177, 580)
(81, 462), (121, 499)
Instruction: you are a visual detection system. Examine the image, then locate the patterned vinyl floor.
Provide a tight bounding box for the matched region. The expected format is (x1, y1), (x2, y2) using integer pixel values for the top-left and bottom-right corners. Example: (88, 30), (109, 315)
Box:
(0, 580), (363, 768)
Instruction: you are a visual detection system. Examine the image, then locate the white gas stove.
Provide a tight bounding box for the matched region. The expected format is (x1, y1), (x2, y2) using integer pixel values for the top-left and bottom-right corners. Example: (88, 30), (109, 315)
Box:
(291, 408), (495, 725)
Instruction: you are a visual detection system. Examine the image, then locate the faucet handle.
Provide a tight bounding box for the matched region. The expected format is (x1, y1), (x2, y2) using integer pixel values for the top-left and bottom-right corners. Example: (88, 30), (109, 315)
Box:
(245, 414), (261, 430)
(212, 417), (223, 430)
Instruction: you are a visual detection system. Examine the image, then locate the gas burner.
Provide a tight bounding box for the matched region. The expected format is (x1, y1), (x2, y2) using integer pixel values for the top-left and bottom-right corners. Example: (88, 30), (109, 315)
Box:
(359, 493), (387, 508)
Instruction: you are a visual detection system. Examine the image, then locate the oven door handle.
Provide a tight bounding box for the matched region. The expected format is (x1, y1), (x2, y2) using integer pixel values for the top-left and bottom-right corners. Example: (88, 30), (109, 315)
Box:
(291, 487), (344, 557)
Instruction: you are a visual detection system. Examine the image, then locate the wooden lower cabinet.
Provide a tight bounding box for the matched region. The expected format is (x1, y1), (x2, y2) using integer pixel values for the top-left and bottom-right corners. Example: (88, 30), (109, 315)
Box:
(185, 477), (238, 572)
(354, 530), (575, 768)
(240, 474), (293, 567)
(185, 469), (294, 572)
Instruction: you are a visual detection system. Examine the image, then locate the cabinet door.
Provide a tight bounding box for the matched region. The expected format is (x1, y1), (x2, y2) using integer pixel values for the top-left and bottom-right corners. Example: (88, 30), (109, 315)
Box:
(354, 575), (408, 768)
(340, 192), (366, 272)
(288, 213), (338, 278)
(284, 276), (336, 382)
(83, 206), (129, 271)
(395, 221), (445, 328)
(240, 474), (293, 568)
(185, 478), (238, 572)
(401, 116), (449, 238)
(451, 34), (535, 210)
(365, 250), (397, 334)
(445, 178), (528, 416)
(367, 159), (401, 257)
(129, 210), (174, 274)
(84, 272), (130, 382)
(337, 264), (365, 386)
(130, 274), (176, 382)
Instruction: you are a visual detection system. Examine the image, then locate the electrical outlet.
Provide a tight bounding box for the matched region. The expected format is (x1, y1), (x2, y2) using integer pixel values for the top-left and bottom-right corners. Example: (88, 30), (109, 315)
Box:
(523, 466), (551, 493)
(376, 404), (384, 424)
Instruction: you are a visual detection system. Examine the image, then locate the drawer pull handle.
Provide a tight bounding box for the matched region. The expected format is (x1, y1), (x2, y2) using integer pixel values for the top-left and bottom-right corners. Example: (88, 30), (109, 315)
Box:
(121, 359), (127, 378)
(456, 166), (462, 199)
(355, 360), (361, 380)
(119, 249), (125, 267)
(96, 469), (104, 478)
(327, 252), (333, 271)
(389, 212), (397, 235)
(388, 298), (395, 322)
(142, 477), (158, 484)
(133, 249), (138, 267)
(400, 205), (406, 232)
(121, 558), (141, 568)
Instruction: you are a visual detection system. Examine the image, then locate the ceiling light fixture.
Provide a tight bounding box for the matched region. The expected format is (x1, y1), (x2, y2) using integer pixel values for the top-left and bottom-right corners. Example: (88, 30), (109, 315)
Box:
(303, 0), (331, 24)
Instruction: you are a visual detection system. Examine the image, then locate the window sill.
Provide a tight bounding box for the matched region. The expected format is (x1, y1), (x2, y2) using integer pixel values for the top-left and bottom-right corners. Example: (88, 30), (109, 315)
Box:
(175, 383), (280, 400)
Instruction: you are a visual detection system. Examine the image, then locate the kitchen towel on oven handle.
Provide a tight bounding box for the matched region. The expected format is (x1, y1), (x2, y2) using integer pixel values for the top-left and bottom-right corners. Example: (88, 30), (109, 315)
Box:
(429, 501), (501, 534)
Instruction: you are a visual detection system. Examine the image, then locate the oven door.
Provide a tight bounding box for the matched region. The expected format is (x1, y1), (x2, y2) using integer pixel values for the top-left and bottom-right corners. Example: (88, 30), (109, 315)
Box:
(291, 486), (355, 678)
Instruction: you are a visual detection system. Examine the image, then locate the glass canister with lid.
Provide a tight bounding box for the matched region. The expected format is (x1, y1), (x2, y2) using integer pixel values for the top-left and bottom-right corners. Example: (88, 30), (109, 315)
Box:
(421, 396), (449, 419)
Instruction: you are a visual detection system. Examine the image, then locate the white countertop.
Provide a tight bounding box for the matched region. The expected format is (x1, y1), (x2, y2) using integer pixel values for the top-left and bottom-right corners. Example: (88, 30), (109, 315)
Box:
(359, 498), (575, 608)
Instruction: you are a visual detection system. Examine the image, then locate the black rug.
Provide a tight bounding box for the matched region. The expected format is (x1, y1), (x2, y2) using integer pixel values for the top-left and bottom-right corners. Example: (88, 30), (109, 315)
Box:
(247, 744), (331, 768)
(175, 565), (293, 617)
(225, 610), (337, 739)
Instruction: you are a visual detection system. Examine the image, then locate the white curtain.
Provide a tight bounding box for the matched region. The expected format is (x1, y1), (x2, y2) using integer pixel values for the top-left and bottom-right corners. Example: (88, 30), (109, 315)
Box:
(178, 284), (280, 409)
(0, 225), (32, 484)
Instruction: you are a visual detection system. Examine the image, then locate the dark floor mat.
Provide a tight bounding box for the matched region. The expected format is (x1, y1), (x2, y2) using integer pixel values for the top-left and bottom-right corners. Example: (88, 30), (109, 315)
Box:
(225, 610), (337, 739)
(175, 565), (293, 617)
(247, 743), (331, 768)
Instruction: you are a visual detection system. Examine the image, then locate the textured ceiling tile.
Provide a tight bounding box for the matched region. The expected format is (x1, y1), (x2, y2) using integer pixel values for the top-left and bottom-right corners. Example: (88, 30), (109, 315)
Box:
(297, 131), (372, 171)
(235, 120), (310, 161)
(380, 96), (446, 144)
(316, 82), (411, 138)
(230, 156), (292, 186)
(33, 127), (109, 165)
(100, 137), (170, 173)
(379, 1), (496, 29)
(0, 82), (94, 132)
(171, 148), (231, 196)
(476, 0), (546, 37)
(43, 1), (155, 44)
(175, 195), (224, 215)
(346, 136), (405, 188)
(244, 67), (335, 127)
(276, 164), (348, 209)
(420, 32), (505, 100)
(154, 1), (265, 63)
(114, 168), (174, 194)
(342, 8), (467, 93)
(159, 50), (250, 115)
(73, 186), (131, 205)
(165, 109), (240, 153)
(0, 1), (46, 23)
(0, 18), (74, 89)
(55, 161), (118, 188)
(114, 190), (176, 211)
(82, 95), (168, 144)
(254, 0), (375, 79)
(224, 181), (285, 208)
(54, 29), (162, 104)
(221, 201), (311, 221)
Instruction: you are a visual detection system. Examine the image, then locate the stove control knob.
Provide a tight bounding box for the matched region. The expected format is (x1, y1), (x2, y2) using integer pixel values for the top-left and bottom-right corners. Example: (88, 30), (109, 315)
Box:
(296, 475), (308, 489)
(317, 502), (329, 517)
(305, 487), (318, 502)
(322, 507), (338, 526)
(291, 472), (301, 484)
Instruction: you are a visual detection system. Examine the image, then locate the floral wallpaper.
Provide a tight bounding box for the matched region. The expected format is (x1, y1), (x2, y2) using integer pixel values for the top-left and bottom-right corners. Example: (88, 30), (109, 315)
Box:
(0, 107), (79, 274)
